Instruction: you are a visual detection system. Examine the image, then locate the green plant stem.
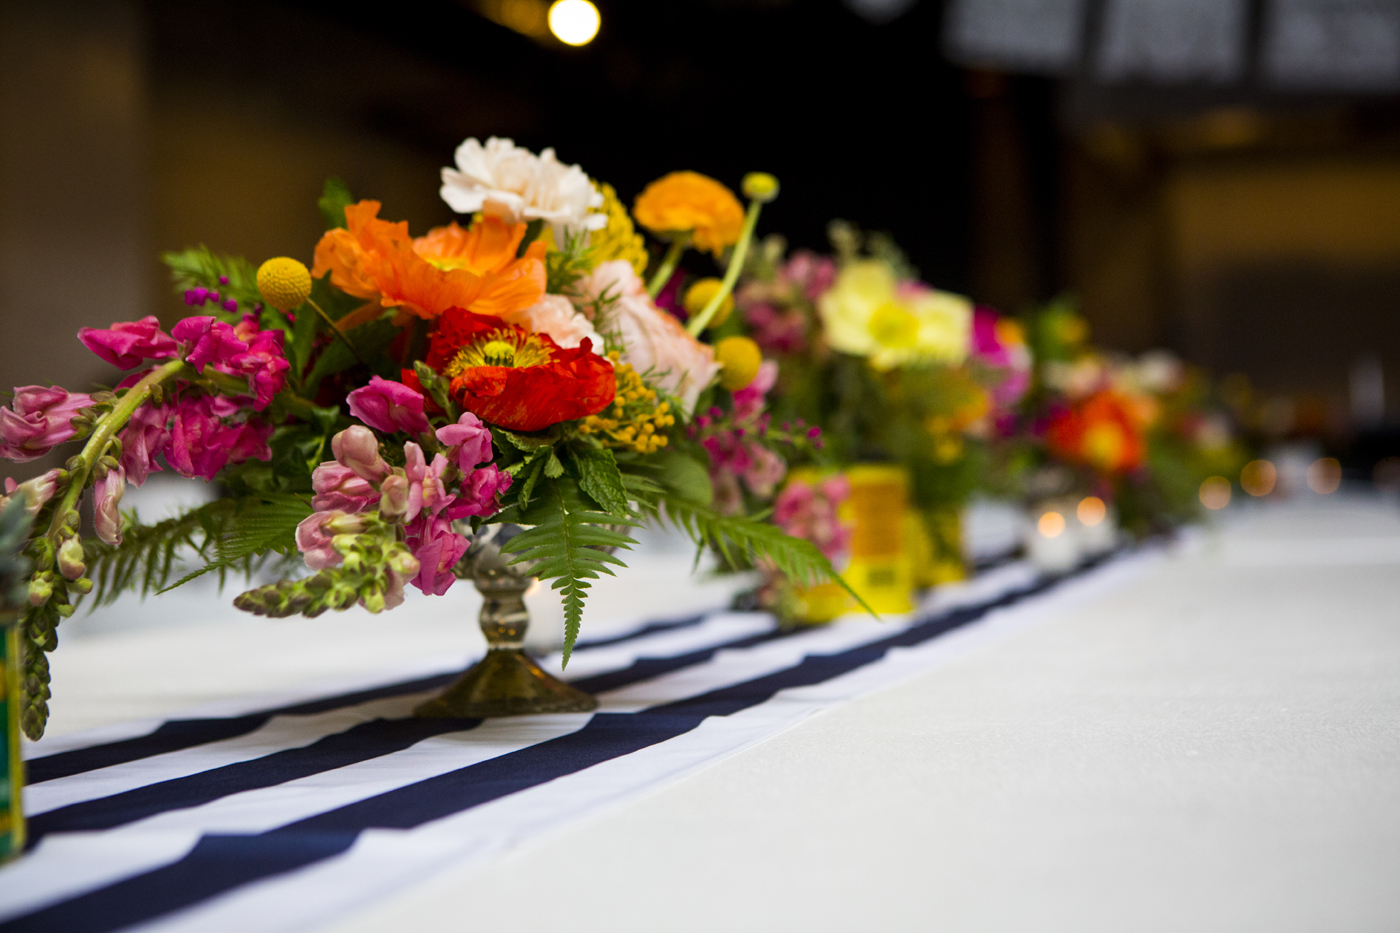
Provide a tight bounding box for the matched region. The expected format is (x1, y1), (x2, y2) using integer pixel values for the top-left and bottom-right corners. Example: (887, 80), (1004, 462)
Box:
(43, 359), (192, 551)
(306, 297), (368, 367)
(199, 369), (325, 422)
(646, 232), (691, 300)
(687, 199), (763, 337)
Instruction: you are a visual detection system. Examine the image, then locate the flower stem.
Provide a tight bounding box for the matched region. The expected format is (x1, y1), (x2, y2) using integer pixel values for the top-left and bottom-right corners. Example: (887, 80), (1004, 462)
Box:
(687, 199), (763, 337)
(42, 359), (192, 549)
(307, 297), (368, 367)
(646, 232), (692, 300)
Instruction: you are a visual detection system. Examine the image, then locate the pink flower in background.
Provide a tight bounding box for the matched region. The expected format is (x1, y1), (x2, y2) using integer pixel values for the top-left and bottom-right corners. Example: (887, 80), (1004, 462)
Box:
(447, 463), (512, 519)
(311, 462), (379, 513)
(0, 385), (94, 462)
(436, 412), (494, 472)
(780, 251), (837, 301)
(743, 302), (807, 355)
(166, 396), (240, 480)
(403, 442), (453, 523)
(743, 445), (786, 498)
(118, 403), (170, 486)
(229, 329), (290, 410)
(331, 426), (389, 483)
(93, 465), (126, 546)
(969, 307), (1031, 410)
(77, 316), (178, 370)
(404, 513), (468, 596)
(173, 317), (246, 372)
(731, 361), (778, 423)
(223, 418), (274, 464)
(0, 470), (63, 521)
(348, 376), (431, 436)
(773, 474), (851, 561)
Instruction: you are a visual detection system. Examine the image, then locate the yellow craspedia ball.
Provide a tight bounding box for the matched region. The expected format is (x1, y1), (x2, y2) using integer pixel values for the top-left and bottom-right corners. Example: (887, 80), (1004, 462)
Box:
(715, 335), (762, 392)
(683, 278), (734, 328)
(741, 172), (779, 203)
(256, 257), (312, 312)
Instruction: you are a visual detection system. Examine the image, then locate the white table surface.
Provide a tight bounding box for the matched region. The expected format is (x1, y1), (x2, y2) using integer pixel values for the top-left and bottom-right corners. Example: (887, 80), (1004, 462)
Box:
(37, 493), (1400, 932)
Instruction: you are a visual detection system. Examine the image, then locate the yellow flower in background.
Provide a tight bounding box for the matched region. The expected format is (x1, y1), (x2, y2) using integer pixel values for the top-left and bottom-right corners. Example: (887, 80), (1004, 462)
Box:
(633, 171), (744, 257)
(817, 260), (971, 370)
(588, 182), (648, 275)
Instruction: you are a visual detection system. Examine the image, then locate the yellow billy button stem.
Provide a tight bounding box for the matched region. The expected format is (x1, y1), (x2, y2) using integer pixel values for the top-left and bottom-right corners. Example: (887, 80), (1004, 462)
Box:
(715, 336), (762, 392)
(684, 278), (734, 329)
(258, 256), (368, 366)
(256, 257), (312, 313)
(686, 172), (779, 338)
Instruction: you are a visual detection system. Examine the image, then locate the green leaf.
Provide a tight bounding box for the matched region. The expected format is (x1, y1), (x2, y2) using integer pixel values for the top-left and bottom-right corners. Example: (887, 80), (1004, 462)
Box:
(654, 449), (714, 507)
(413, 361), (458, 420)
(544, 451), (564, 479)
(318, 176), (355, 230)
(573, 447), (630, 515)
(500, 477), (635, 665)
(161, 246), (262, 314)
(496, 427), (561, 451)
(516, 455), (547, 510)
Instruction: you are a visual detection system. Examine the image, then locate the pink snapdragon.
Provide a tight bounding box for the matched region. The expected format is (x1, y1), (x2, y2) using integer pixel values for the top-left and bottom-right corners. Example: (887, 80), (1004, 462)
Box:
(348, 376), (432, 436)
(295, 510), (349, 571)
(172, 317), (246, 372)
(173, 316), (290, 411)
(166, 395), (240, 480)
(118, 402), (170, 486)
(78, 316), (179, 370)
(404, 514), (468, 596)
(1, 470), (63, 521)
(311, 462), (379, 513)
(435, 412), (494, 472)
(331, 426), (389, 484)
(0, 386), (94, 462)
(447, 464), (512, 519)
(403, 442), (452, 523)
(93, 465), (127, 546)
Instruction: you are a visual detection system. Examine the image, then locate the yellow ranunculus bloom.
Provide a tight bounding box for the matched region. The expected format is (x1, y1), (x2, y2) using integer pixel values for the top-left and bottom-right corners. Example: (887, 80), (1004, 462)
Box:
(633, 171), (744, 257)
(817, 260), (971, 370)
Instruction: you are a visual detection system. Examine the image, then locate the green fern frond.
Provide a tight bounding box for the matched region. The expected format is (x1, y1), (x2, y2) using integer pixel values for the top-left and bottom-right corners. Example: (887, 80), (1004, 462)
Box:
(500, 477), (636, 665)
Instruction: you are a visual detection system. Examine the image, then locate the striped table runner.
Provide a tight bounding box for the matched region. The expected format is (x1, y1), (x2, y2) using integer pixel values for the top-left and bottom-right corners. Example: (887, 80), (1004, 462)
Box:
(0, 550), (1152, 933)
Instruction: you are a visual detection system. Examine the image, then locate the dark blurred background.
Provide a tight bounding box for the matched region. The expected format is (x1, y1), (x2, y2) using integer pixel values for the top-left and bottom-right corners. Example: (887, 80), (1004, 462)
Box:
(5, 0), (1400, 480)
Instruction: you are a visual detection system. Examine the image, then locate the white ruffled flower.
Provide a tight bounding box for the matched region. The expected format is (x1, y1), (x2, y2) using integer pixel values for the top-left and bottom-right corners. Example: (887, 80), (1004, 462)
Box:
(440, 137), (606, 238)
(503, 293), (605, 355)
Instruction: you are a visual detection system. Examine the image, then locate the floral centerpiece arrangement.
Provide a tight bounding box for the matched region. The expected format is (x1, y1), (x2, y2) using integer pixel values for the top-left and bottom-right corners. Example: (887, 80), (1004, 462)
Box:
(0, 138), (853, 739)
(728, 224), (1031, 617)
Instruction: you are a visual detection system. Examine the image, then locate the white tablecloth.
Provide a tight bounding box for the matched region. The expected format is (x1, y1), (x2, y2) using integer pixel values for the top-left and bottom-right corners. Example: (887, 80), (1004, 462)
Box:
(28, 495), (1400, 932)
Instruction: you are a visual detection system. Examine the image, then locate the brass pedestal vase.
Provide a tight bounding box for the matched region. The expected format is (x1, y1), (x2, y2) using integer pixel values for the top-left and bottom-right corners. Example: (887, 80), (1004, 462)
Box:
(413, 525), (597, 719)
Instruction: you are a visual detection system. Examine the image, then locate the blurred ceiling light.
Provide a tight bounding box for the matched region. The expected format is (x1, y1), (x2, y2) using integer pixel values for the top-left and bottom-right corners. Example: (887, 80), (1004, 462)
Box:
(1199, 476), (1231, 510)
(1076, 496), (1106, 526)
(1306, 457), (1342, 495)
(1240, 459), (1277, 497)
(548, 0), (601, 46)
(845, 0), (918, 25)
(476, 0), (550, 39)
(1037, 510), (1066, 538)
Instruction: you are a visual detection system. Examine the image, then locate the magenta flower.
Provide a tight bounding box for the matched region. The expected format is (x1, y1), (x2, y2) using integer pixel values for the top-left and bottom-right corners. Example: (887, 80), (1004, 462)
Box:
(446, 464), (512, 519)
(743, 302), (807, 355)
(731, 361), (778, 423)
(773, 475), (851, 561)
(166, 396), (239, 480)
(295, 510), (347, 571)
(172, 317), (246, 372)
(223, 418), (274, 465)
(331, 427), (389, 484)
(78, 316), (179, 370)
(435, 412), (493, 472)
(94, 465), (126, 546)
(348, 377), (431, 436)
(118, 403), (170, 486)
(311, 462), (379, 513)
(403, 442), (452, 523)
(781, 251), (837, 301)
(0, 385), (94, 462)
(404, 513), (468, 596)
(231, 330), (290, 410)
(1, 469), (63, 521)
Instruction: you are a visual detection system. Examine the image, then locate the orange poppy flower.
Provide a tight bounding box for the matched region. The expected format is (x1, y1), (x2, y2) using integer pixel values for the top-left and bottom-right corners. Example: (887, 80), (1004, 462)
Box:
(423, 308), (615, 432)
(311, 201), (546, 321)
(633, 171), (744, 257)
(1045, 390), (1146, 474)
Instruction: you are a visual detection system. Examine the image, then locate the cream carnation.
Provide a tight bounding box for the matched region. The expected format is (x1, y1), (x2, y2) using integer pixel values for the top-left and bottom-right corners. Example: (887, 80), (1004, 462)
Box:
(440, 137), (606, 238)
(580, 260), (720, 416)
(503, 293), (604, 355)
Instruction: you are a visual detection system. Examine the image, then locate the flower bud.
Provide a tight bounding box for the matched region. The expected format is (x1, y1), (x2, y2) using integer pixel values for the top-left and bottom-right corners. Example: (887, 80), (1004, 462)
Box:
(378, 474), (411, 522)
(741, 172), (780, 203)
(57, 536), (86, 581)
(360, 583), (386, 615)
(331, 426), (389, 483)
(387, 546), (421, 578)
(28, 575), (52, 606)
(70, 577), (93, 595)
(325, 513), (371, 536)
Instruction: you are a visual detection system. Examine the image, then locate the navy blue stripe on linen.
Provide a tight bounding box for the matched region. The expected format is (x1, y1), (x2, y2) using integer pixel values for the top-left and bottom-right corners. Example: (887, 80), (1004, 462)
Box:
(1, 556), (1108, 933)
(25, 612), (714, 786)
(27, 625), (802, 842)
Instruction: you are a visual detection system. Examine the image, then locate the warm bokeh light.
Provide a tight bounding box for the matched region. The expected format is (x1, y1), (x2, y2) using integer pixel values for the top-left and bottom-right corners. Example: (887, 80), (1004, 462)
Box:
(1038, 511), (1066, 538)
(1077, 496), (1106, 526)
(1240, 459), (1277, 497)
(1375, 456), (1400, 492)
(1199, 476), (1232, 510)
(1307, 457), (1342, 494)
(548, 0), (600, 45)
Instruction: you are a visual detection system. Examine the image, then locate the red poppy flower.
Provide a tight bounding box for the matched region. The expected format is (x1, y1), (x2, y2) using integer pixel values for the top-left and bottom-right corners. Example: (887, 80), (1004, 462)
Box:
(1045, 390), (1146, 475)
(423, 308), (615, 432)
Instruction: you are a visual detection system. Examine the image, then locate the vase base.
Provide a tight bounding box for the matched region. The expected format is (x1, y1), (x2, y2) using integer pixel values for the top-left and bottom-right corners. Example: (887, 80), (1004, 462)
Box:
(413, 649), (598, 718)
